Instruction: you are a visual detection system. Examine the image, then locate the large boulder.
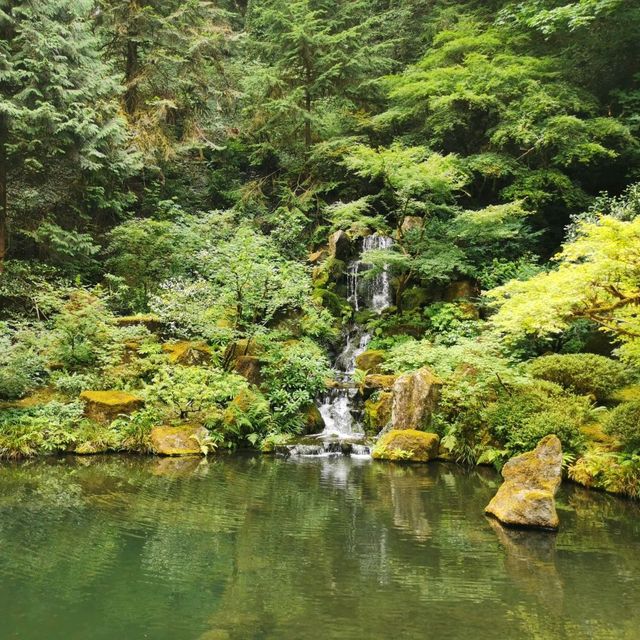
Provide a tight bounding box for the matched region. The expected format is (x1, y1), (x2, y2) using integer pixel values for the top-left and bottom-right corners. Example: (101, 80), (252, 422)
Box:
(79, 390), (143, 423)
(303, 403), (325, 434)
(485, 435), (563, 530)
(391, 368), (441, 430)
(150, 425), (209, 456)
(372, 429), (440, 462)
(355, 350), (386, 374)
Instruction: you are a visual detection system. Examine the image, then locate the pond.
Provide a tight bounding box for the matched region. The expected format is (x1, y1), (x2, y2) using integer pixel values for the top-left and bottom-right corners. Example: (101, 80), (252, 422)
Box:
(0, 454), (638, 640)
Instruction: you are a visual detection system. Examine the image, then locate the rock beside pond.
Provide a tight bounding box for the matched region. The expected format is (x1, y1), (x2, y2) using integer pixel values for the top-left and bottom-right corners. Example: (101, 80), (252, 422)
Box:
(79, 390), (143, 423)
(150, 425), (209, 456)
(372, 429), (440, 462)
(391, 368), (441, 430)
(485, 435), (563, 530)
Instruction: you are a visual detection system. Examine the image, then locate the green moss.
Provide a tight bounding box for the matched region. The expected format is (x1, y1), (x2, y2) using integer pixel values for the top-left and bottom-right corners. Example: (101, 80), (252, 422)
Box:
(372, 429), (440, 462)
(162, 341), (212, 365)
(364, 392), (392, 435)
(355, 350), (386, 374)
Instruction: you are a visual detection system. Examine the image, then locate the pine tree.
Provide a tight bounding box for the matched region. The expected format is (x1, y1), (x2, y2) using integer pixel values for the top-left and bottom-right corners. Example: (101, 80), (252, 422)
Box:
(243, 0), (394, 169)
(0, 0), (137, 272)
(96, 0), (233, 165)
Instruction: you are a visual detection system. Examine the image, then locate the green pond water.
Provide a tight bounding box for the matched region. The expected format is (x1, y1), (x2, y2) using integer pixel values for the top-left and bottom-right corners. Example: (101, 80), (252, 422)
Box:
(0, 454), (638, 640)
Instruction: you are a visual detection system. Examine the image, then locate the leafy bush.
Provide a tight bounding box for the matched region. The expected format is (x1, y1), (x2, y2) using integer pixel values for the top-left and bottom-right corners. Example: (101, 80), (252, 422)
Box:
(529, 353), (629, 401)
(51, 371), (102, 396)
(262, 339), (331, 432)
(484, 381), (589, 456)
(0, 325), (47, 400)
(605, 401), (640, 452)
(144, 365), (247, 422)
(0, 402), (85, 458)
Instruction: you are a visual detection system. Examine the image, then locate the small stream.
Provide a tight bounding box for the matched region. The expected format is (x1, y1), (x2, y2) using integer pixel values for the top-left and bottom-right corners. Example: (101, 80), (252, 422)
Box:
(306, 234), (394, 455)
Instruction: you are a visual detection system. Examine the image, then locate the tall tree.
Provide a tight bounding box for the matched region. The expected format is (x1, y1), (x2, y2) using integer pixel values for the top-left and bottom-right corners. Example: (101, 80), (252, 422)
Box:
(97, 0), (234, 166)
(0, 0), (136, 273)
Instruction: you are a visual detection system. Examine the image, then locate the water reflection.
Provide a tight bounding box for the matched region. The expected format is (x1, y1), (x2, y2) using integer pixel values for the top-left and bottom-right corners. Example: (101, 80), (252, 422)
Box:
(0, 455), (637, 640)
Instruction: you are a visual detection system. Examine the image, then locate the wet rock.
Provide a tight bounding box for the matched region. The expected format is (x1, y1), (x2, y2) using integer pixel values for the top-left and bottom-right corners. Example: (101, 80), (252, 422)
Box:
(485, 435), (563, 530)
(234, 355), (262, 385)
(355, 350), (385, 374)
(364, 392), (393, 435)
(372, 429), (440, 462)
(162, 341), (212, 365)
(79, 390), (144, 423)
(391, 368), (441, 430)
(328, 230), (352, 261)
(150, 425), (209, 456)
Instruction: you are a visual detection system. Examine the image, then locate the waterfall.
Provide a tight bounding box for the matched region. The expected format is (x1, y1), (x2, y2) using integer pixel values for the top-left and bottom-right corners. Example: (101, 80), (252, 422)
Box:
(347, 234), (394, 314)
(312, 233), (395, 448)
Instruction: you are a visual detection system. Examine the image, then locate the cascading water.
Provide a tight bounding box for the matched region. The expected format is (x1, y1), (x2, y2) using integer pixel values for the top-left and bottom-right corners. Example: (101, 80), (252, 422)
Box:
(301, 233), (395, 455)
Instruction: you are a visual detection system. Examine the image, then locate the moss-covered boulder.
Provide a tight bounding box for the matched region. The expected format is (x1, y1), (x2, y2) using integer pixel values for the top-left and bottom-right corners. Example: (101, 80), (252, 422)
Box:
(391, 368), (441, 430)
(364, 392), (393, 435)
(162, 341), (212, 365)
(79, 390), (143, 423)
(150, 425), (209, 456)
(223, 340), (261, 368)
(364, 374), (397, 392)
(372, 429), (440, 462)
(485, 435), (563, 530)
(355, 350), (385, 374)
(234, 355), (262, 386)
(399, 216), (423, 235)
(303, 403), (325, 434)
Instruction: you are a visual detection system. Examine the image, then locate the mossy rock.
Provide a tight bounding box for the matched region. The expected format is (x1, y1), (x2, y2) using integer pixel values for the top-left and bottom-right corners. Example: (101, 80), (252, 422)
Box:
(222, 388), (268, 431)
(372, 429), (440, 462)
(303, 403), (325, 434)
(309, 248), (328, 264)
(162, 341), (212, 365)
(364, 374), (397, 392)
(444, 280), (478, 301)
(364, 392), (393, 435)
(115, 314), (162, 331)
(223, 339), (261, 367)
(150, 425), (209, 456)
(234, 355), (262, 386)
(79, 390), (144, 423)
(355, 350), (386, 374)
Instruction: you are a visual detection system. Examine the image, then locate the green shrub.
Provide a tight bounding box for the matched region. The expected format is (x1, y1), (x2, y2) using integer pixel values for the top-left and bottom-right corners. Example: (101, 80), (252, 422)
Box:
(0, 332), (47, 400)
(605, 401), (640, 452)
(0, 402), (85, 458)
(529, 353), (629, 401)
(144, 365), (247, 422)
(262, 339), (331, 432)
(484, 381), (589, 456)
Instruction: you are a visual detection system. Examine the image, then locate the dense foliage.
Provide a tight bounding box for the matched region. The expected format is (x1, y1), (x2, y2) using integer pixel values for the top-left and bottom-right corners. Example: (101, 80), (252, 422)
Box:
(1, 0), (639, 496)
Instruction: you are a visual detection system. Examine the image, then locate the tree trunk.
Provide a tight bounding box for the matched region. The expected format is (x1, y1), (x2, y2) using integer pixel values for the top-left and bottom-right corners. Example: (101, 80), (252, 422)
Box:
(0, 114), (8, 273)
(124, 38), (140, 115)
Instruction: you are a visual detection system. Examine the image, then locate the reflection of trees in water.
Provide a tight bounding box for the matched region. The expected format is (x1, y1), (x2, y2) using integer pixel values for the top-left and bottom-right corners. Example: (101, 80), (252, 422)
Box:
(0, 456), (638, 639)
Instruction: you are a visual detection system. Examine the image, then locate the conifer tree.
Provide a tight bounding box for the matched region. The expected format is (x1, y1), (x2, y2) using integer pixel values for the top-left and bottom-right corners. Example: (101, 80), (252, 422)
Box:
(0, 0), (136, 272)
